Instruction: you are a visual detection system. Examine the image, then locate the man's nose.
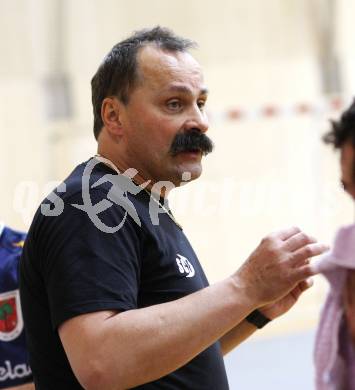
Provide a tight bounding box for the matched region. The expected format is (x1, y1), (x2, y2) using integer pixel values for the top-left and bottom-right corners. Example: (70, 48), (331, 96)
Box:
(184, 105), (209, 133)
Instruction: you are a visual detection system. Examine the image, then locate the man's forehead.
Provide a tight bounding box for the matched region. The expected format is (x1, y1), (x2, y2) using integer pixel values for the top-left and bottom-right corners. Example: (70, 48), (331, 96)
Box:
(136, 45), (204, 88)
(163, 83), (209, 96)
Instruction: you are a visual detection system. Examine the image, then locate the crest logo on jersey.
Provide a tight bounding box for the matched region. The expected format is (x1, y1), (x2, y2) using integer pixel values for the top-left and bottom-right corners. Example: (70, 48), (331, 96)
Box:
(176, 254), (195, 278)
(0, 290), (23, 342)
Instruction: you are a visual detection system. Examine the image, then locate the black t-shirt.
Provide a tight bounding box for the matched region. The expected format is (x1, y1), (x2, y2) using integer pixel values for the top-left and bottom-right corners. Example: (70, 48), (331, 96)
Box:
(19, 159), (229, 389)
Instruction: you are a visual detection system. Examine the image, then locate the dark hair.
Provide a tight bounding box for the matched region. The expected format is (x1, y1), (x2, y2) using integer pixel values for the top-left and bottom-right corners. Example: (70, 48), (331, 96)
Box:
(323, 99), (355, 148)
(91, 26), (196, 139)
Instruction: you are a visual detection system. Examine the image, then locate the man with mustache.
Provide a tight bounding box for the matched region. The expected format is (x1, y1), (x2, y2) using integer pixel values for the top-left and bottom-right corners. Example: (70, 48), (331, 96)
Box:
(20, 27), (327, 389)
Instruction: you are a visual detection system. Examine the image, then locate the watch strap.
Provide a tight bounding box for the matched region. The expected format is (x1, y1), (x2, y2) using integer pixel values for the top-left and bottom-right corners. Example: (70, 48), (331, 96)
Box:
(246, 309), (271, 329)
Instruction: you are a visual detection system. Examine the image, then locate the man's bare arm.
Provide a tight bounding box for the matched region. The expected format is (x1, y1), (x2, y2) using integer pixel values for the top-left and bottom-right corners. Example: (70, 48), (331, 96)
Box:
(60, 278), (252, 389)
(59, 227), (326, 390)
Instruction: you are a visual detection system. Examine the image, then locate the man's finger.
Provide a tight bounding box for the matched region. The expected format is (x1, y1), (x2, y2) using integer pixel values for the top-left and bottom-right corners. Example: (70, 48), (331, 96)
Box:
(283, 232), (316, 252)
(290, 278), (313, 301)
(290, 243), (329, 267)
(298, 278), (314, 292)
(291, 263), (319, 283)
(271, 226), (301, 241)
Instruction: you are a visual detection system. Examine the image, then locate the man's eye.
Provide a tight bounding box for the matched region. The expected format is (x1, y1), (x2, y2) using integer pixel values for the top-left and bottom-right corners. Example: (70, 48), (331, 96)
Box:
(197, 100), (206, 110)
(167, 101), (182, 111)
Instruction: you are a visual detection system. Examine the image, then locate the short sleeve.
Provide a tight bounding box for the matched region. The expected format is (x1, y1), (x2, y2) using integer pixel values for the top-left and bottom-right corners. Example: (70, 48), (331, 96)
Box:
(37, 189), (142, 330)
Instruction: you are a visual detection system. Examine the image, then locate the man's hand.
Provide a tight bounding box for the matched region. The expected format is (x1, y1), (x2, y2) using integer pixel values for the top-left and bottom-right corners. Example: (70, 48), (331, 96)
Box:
(344, 270), (355, 345)
(259, 279), (313, 320)
(232, 227), (327, 308)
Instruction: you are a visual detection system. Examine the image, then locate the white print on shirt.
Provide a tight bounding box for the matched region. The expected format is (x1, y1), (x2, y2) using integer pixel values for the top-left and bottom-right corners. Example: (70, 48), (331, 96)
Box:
(0, 290), (24, 341)
(0, 360), (32, 381)
(176, 254), (195, 278)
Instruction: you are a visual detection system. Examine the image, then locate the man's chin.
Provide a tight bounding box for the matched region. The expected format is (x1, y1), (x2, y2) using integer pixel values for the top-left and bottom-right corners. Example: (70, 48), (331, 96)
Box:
(176, 162), (202, 185)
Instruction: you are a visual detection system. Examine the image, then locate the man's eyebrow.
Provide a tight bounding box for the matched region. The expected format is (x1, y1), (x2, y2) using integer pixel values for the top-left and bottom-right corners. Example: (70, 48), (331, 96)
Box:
(166, 85), (209, 95)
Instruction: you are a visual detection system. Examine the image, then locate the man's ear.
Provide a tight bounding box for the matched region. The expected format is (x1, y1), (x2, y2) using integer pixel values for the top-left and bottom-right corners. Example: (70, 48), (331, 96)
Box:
(101, 97), (124, 136)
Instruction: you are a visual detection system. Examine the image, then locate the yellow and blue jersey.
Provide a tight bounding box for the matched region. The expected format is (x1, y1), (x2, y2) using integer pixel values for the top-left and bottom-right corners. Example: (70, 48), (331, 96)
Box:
(0, 224), (32, 387)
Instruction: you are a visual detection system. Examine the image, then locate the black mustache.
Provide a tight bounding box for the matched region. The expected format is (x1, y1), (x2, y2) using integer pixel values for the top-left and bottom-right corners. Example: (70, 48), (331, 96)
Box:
(169, 129), (214, 156)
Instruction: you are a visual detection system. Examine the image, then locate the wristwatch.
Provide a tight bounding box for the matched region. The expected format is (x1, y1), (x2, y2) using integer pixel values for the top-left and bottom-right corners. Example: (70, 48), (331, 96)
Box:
(246, 309), (271, 329)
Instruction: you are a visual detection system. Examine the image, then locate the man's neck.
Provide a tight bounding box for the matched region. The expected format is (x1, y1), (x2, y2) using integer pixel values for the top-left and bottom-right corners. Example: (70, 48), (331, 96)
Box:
(95, 149), (171, 199)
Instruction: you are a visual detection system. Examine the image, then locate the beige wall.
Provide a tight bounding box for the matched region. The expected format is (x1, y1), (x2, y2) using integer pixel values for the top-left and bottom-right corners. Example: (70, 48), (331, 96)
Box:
(1, 0), (354, 335)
